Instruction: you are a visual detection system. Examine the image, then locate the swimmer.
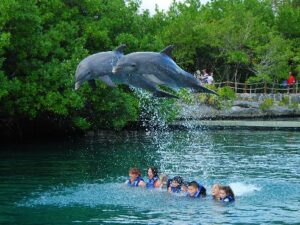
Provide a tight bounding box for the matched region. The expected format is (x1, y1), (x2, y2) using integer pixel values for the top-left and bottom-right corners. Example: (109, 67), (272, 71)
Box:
(127, 167), (146, 187)
(211, 183), (221, 200)
(219, 186), (235, 203)
(158, 173), (168, 189)
(187, 181), (206, 198)
(180, 182), (189, 196)
(168, 176), (183, 193)
(146, 167), (161, 189)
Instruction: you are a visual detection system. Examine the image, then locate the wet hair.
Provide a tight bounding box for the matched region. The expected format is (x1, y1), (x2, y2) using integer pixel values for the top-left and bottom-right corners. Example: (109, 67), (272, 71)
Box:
(219, 186), (235, 198)
(148, 167), (158, 177)
(129, 167), (141, 176)
(189, 181), (207, 197)
(182, 182), (189, 188)
(172, 176), (183, 185)
(188, 181), (199, 189)
(212, 183), (221, 191)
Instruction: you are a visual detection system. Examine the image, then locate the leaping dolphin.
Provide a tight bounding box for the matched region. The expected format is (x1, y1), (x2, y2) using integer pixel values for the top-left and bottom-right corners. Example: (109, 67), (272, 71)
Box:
(74, 45), (177, 98)
(74, 44), (126, 90)
(112, 45), (217, 95)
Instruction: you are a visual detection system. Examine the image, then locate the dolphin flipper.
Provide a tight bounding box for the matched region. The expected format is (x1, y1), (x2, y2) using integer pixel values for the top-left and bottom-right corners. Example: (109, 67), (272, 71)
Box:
(195, 85), (218, 95)
(153, 90), (178, 98)
(98, 75), (117, 87)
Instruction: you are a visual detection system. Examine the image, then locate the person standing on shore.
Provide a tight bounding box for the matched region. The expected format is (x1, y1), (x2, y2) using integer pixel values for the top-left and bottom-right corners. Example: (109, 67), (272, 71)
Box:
(206, 72), (214, 85)
(287, 71), (296, 93)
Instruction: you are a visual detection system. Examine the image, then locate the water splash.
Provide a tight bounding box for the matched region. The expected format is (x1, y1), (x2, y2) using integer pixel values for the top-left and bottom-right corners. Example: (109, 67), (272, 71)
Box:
(132, 89), (215, 182)
(229, 182), (261, 197)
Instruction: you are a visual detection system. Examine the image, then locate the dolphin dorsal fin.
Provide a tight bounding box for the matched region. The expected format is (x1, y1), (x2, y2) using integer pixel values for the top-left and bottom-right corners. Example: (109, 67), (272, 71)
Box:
(114, 44), (126, 53)
(160, 45), (174, 58)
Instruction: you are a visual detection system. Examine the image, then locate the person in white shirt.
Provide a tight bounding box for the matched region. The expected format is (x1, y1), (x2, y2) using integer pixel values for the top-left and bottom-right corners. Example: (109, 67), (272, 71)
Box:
(206, 72), (214, 85)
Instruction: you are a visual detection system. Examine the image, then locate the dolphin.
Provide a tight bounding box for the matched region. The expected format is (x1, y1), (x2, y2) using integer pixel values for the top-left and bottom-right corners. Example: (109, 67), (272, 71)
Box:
(74, 44), (126, 90)
(112, 45), (217, 95)
(74, 45), (176, 98)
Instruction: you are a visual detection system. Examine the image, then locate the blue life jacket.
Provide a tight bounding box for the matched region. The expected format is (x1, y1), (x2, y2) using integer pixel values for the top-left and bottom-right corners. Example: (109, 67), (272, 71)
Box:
(128, 176), (144, 187)
(189, 190), (201, 198)
(146, 176), (159, 189)
(171, 186), (181, 193)
(220, 195), (235, 203)
(189, 185), (205, 198)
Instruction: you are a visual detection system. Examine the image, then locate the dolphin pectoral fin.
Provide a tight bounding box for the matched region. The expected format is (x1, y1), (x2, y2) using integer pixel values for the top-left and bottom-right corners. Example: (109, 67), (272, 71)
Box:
(98, 75), (117, 88)
(114, 44), (126, 53)
(160, 45), (174, 58)
(88, 79), (97, 90)
(195, 85), (218, 95)
(153, 90), (179, 99)
(142, 74), (165, 85)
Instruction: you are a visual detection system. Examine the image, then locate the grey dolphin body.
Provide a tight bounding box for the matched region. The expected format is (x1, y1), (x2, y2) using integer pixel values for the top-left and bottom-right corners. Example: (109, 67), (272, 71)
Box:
(74, 45), (176, 98)
(112, 45), (217, 95)
(74, 44), (126, 90)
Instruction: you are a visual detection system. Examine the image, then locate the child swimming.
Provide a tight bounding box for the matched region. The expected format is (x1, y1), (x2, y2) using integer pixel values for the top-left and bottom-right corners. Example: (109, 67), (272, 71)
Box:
(168, 176), (183, 193)
(146, 167), (161, 189)
(127, 167), (146, 187)
(211, 183), (221, 200)
(187, 181), (206, 198)
(219, 186), (235, 203)
(158, 173), (168, 189)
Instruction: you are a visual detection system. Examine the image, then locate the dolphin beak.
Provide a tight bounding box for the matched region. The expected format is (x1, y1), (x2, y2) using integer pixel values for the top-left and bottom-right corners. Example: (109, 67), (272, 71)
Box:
(112, 66), (118, 74)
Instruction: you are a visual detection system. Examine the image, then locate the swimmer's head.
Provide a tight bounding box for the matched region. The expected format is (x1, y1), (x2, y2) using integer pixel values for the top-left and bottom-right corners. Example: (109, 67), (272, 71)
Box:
(187, 181), (199, 196)
(181, 182), (189, 192)
(171, 176), (183, 188)
(147, 167), (158, 179)
(211, 184), (221, 199)
(129, 167), (141, 180)
(219, 186), (234, 199)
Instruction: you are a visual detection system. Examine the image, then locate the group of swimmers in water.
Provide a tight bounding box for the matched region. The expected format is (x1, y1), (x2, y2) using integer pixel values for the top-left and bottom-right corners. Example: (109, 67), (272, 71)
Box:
(127, 167), (235, 203)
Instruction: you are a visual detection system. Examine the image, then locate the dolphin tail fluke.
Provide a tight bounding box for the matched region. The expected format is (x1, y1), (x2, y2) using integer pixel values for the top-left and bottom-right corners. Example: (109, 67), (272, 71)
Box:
(153, 90), (179, 99)
(195, 85), (218, 95)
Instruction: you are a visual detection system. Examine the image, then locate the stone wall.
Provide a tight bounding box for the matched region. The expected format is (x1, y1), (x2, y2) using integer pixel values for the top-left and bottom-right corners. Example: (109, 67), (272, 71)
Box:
(236, 93), (300, 104)
(176, 94), (300, 120)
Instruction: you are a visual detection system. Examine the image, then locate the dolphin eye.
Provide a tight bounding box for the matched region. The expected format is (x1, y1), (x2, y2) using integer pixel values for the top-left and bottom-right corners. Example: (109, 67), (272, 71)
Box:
(131, 63), (136, 67)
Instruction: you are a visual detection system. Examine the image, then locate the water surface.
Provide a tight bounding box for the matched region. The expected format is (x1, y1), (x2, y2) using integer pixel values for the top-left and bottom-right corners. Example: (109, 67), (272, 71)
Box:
(1, 130), (299, 224)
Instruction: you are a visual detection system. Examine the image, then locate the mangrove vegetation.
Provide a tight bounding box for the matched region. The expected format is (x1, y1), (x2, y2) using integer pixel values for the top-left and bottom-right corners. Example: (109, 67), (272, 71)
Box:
(0, 0), (299, 138)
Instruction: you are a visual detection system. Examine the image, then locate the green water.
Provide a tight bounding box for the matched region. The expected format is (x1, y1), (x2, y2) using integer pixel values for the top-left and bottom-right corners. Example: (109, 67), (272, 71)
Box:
(1, 130), (300, 224)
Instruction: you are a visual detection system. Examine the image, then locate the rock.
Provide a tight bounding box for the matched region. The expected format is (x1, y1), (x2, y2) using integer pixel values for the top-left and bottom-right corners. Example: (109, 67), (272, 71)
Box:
(264, 106), (293, 115)
(290, 94), (300, 103)
(233, 100), (259, 108)
(229, 106), (260, 116)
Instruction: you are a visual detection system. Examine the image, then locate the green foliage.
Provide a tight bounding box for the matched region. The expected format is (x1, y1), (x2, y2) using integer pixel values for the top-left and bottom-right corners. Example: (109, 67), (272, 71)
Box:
(73, 117), (91, 130)
(217, 86), (236, 101)
(178, 88), (195, 104)
(288, 102), (299, 110)
(0, 0), (299, 135)
(260, 98), (274, 111)
(247, 74), (272, 84)
(279, 96), (290, 106)
(0, 0), (143, 132)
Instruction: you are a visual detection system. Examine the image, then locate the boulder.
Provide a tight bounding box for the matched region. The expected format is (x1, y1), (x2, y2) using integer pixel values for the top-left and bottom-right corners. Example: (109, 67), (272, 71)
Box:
(233, 101), (259, 108)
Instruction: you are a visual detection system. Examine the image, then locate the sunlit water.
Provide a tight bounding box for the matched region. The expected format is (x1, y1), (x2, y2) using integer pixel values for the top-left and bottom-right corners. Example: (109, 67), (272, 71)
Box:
(1, 130), (300, 224)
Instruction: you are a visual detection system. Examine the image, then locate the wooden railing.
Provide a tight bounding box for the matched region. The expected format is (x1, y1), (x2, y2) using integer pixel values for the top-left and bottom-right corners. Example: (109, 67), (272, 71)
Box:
(214, 81), (299, 94)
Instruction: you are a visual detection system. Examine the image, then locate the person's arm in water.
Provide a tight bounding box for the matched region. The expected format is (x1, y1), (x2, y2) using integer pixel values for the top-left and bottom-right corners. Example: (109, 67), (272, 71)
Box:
(138, 180), (146, 187)
(154, 180), (161, 188)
